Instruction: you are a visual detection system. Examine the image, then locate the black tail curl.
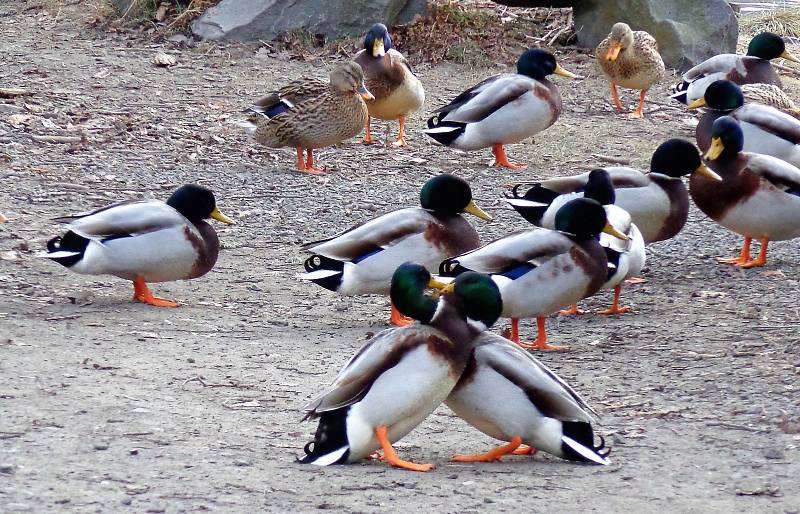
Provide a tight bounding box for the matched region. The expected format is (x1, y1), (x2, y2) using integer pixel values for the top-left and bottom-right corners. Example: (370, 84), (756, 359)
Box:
(438, 258), (472, 277)
(560, 420), (611, 464)
(45, 231), (89, 267)
(302, 254), (344, 292)
(504, 182), (560, 226)
(297, 408), (350, 466)
(670, 80), (689, 104)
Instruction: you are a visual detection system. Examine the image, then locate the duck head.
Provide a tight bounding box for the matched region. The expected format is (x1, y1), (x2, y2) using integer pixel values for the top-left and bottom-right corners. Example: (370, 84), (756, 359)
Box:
(517, 48), (576, 80)
(687, 79), (743, 111)
(605, 22), (634, 62)
(747, 32), (799, 62)
(364, 23), (392, 58)
(704, 116), (744, 162)
(554, 198), (627, 241)
(584, 169), (615, 206)
(420, 174), (491, 221)
(167, 184), (234, 224)
(330, 62), (374, 101)
(650, 139), (721, 180)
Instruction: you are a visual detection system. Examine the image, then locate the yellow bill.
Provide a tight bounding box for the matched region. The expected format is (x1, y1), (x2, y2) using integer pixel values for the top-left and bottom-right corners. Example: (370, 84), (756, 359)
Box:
(695, 162), (722, 181)
(358, 83), (375, 101)
(780, 49), (800, 63)
(687, 97), (706, 109)
(372, 38), (385, 58)
(210, 207), (235, 225)
(605, 41), (622, 62)
(554, 64), (578, 79)
(603, 222), (629, 241)
(463, 199), (492, 221)
(704, 137), (725, 161)
(427, 276), (452, 290)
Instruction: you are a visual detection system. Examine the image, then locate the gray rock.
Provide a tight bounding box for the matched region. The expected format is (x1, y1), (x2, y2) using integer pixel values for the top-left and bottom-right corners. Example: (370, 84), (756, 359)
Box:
(491, 0), (738, 71)
(192, 0), (427, 41)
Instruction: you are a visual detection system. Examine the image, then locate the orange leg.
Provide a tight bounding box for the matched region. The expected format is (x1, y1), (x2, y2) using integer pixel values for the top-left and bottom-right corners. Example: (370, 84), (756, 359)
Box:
(740, 238), (769, 268)
(491, 144), (527, 169)
(517, 317), (570, 351)
(392, 114), (408, 147)
(132, 276), (178, 308)
(295, 146), (306, 170)
(303, 148), (325, 174)
(718, 237), (752, 265)
(610, 83), (624, 112)
(451, 436), (523, 462)
(559, 304), (586, 316)
(631, 89), (647, 118)
(389, 303), (415, 327)
(512, 444), (538, 455)
(375, 426), (433, 472)
(363, 117), (376, 145)
(598, 285), (631, 315)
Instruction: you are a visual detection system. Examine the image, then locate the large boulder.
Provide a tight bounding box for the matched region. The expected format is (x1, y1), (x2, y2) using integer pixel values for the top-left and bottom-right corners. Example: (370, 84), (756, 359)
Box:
(192, 0), (427, 41)
(493, 0), (738, 71)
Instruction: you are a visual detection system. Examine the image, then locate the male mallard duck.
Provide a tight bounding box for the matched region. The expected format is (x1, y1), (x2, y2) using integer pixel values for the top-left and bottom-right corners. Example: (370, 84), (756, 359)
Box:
(507, 169), (645, 315)
(424, 48), (576, 169)
(506, 139), (720, 243)
(445, 331), (610, 465)
(595, 22), (664, 119)
(246, 62), (373, 174)
(690, 116), (800, 268)
(353, 23), (424, 147)
(672, 32), (800, 106)
(42, 184), (234, 307)
(300, 263), (502, 471)
(688, 79), (800, 168)
(440, 198), (627, 351)
(299, 174), (491, 326)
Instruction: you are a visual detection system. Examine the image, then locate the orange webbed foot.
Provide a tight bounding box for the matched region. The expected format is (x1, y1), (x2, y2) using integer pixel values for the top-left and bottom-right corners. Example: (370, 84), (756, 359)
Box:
(132, 277), (179, 308)
(517, 340), (570, 351)
(512, 445), (538, 456)
(558, 304), (586, 316)
(625, 277), (646, 285)
(598, 305), (632, 316)
(375, 426), (433, 472)
(451, 437), (523, 463)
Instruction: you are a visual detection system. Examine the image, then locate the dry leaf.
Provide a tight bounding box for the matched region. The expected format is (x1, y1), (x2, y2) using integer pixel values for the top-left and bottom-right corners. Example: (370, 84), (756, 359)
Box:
(0, 87), (30, 98)
(153, 52), (177, 67)
(7, 114), (30, 126)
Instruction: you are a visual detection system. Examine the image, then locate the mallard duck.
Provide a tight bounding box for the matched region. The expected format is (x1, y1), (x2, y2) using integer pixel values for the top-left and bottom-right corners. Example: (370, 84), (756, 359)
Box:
(353, 23), (424, 147)
(505, 139), (721, 243)
(299, 263), (502, 471)
(440, 198), (627, 351)
(41, 184), (234, 307)
(672, 32), (800, 106)
(299, 174), (491, 326)
(445, 331), (610, 465)
(245, 62), (373, 174)
(740, 83), (799, 116)
(688, 79), (800, 168)
(690, 115), (800, 268)
(595, 22), (664, 118)
(424, 48), (576, 169)
(506, 169), (645, 315)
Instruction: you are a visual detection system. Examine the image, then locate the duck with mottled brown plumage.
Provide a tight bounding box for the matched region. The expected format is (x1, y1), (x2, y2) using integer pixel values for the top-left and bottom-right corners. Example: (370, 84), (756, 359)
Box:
(245, 62), (374, 174)
(596, 22), (664, 118)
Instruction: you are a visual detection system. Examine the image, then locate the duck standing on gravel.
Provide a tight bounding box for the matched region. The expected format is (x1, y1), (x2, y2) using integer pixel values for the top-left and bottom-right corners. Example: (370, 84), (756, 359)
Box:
(595, 22), (664, 118)
(300, 264), (502, 471)
(353, 23), (424, 147)
(424, 48), (576, 169)
(42, 184), (234, 307)
(505, 139), (720, 243)
(439, 198), (627, 351)
(244, 62), (373, 174)
(690, 116), (800, 268)
(672, 32), (800, 106)
(298, 174), (491, 326)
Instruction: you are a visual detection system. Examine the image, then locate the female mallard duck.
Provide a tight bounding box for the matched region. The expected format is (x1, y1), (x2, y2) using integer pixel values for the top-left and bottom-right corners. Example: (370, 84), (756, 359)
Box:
(424, 48), (576, 169)
(42, 184), (234, 307)
(299, 174), (491, 326)
(690, 116), (800, 268)
(353, 23), (424, 147)
(506, 139), (720, 243)
(688, 79), (800, 168)
(440, 198), (627, 351)
(246, 62), (374, 174)
(507, 169), (645, 315)
(595, 22), (665, 118)
(300, 263), (502, 471)
(445, 331), (610, 465)
(740, 83), (800, 116)
(672, 32), (799, 106)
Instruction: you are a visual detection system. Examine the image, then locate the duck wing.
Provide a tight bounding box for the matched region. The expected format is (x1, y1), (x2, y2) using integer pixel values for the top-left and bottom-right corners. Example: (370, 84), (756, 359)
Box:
(744, 152), (800, 194)
(437, 74), (535, 124)
(247, 77), (330, 118)
(300, 207), (436, 261)
(302, 325), (442, 418)
(52, 200), (184, 240)
(733, 104), (800, 144)
(443, 229), (573, 274)
(682, 54), (744, 81)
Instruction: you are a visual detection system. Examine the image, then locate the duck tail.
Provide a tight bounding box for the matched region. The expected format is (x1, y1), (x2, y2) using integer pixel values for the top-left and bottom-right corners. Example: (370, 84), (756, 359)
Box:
(298, 408), (351, 466)
(423, 114), (466, 147)
(41, 231), (89, 268)
(438, 257), (472, 278)
(296, 254), (345, 292)
(503, 183), (559, 225)
(560, 420), (611, 465)
(669, 80), (689, 104)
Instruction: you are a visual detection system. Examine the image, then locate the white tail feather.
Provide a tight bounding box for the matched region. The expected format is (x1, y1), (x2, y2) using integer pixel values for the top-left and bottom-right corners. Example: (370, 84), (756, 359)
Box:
(297, 269), (341, 281)
(562, 436), (610, 465)
(503, 198), (550, 208)
(307, 446), (349, 466)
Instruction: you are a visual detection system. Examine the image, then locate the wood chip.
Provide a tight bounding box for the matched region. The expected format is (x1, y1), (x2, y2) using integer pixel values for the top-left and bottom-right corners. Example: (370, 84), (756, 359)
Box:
(0, 87), (30, 98)
(153, 52), (177, 67)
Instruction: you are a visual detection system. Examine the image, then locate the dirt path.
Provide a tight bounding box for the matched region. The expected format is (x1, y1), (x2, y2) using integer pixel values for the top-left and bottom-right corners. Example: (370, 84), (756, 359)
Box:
(1, 2), (799, 513)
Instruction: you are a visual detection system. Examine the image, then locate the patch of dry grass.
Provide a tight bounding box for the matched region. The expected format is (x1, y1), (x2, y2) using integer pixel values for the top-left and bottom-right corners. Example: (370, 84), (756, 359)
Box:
(739, 7), (800, 38)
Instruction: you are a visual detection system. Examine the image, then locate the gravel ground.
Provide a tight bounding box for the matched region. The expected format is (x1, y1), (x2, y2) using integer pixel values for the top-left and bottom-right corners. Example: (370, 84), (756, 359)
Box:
(1, 2), (799, 513)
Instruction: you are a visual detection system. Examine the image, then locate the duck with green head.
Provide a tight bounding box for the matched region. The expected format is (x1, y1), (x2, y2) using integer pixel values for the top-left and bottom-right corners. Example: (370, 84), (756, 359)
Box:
(440, 198), (627, 351)
(690, 115), (800, 268)
(300, 263), (502, 471)
(424, 48), (577, 169)
(687, 79), (800, 168)
(299, 174), (491, 326)
(672, 32), (799, 106)
(42, 184), (234, 307)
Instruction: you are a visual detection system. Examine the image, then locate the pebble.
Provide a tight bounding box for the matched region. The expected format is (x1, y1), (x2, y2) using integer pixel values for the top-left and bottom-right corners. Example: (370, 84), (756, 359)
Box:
(121, 498), (132, 506)
(0, 463), (15, 474)
(763, 448), (784, 460)
(234, 459), (252, 467)
(612, 433), (627, 445)
(93, 442), (109, 451)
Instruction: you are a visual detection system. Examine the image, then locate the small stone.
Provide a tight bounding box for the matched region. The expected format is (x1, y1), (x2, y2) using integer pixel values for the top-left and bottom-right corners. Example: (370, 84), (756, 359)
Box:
(764, 448), (784, 460)
(483, 497), (494, 504)
(0, 104), (24, 114)
(93, 442), (109, 451)
(121, 498), (132, 506)
(612, 433), (627, 445)
(234, 459), (251, 467)
(129, 448), (139, 455)
(187, 357), (195, 363)
(0, 464), (15, 474)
